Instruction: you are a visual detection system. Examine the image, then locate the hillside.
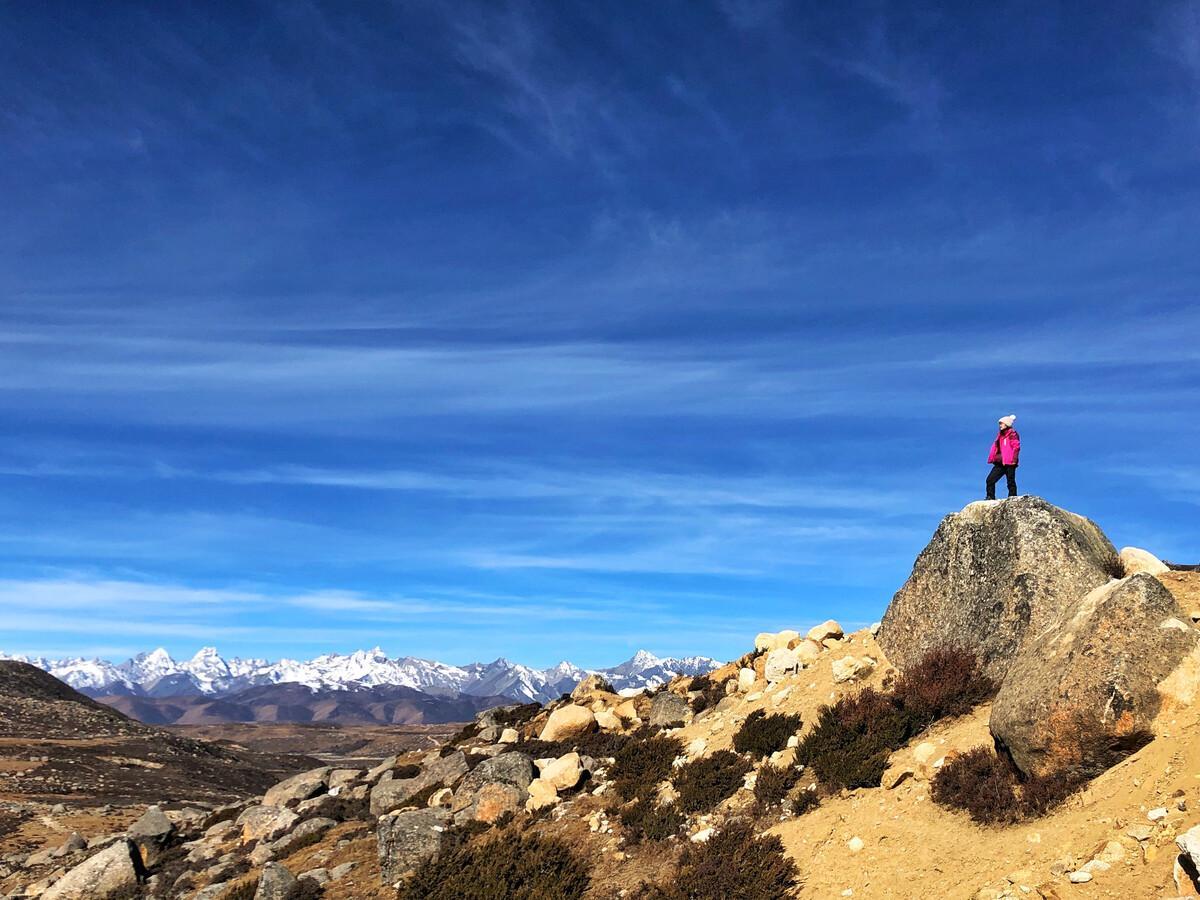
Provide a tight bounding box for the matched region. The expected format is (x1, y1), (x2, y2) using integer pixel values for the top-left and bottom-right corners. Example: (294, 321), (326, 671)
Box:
(0, 661), (316, 806)
(97, 682), (510, 726)
(4, 496), (1200, 900)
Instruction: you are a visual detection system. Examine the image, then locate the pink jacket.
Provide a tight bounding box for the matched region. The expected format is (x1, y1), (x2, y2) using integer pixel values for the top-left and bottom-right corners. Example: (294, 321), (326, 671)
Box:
(988, 428), (1021, 466)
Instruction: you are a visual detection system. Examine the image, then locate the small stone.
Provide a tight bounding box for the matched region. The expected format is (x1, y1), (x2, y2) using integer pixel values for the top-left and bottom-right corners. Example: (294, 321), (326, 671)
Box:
(1067, 871), (1092, 884)
(1127, 824), (1155, 842)
(498, 727), (519, 743)
(847, 836), (864, 853)
(1148, 807), (1169, 822)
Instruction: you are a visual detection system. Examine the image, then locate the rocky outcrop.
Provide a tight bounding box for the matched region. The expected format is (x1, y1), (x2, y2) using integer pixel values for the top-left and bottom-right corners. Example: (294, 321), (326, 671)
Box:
(369, 750), (468, 815)
(377, 807), (452, 883)
(41, 840), (142, 899)
(991, 574), (1198, 776)
(262, 766), (330, 808)
(879, 497), (1119, 680)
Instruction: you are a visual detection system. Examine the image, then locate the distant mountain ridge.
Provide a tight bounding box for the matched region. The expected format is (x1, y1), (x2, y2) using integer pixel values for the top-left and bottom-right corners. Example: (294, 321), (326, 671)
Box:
(1, 646), (719, 705)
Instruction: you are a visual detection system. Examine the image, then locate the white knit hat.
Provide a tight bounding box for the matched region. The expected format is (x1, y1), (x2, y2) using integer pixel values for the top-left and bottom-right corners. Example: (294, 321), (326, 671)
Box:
(998, 414), (1016, 427)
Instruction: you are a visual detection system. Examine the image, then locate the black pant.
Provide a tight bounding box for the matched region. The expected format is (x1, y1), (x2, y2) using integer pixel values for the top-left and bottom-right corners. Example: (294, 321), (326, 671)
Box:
(986, 464), (1018, 499)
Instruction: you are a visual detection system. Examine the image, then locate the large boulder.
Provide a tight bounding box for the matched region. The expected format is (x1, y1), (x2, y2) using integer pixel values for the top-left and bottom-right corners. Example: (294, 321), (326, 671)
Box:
(42, 840), (142, 899)
(369, 750), (468, 816)
(236, 806), (299, 844)
(991, 574), (1199, 776)
(1120, 546), (1170, 577)
(255, 862), (299, 900)
(649, 692), (690, 728)
(539, 704), (595, 741)
(127, 805), (175, 865)
(263, 766), (331, 808)
(377, 807), (452, 883)
(879, 497), (1120, 680)
(450, 752), (533, 822)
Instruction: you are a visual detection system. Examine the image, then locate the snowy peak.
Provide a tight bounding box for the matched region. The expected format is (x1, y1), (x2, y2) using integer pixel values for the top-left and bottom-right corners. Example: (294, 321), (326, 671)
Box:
(7, 646), (720, 705)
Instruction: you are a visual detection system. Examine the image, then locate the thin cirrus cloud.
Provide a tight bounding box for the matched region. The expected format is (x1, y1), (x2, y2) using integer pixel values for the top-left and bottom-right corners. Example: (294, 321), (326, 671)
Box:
(2, 1), (1198, 665)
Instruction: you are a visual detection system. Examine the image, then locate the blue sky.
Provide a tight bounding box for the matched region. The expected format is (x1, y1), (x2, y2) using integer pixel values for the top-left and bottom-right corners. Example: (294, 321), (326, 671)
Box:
(2, 0), (1199, 668)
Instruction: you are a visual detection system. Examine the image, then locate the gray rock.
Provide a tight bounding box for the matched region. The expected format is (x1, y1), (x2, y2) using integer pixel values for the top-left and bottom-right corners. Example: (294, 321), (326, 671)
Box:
(127, 804), (176, 865)
(270, 816), (336, 856)
(299, 867), (331, 885)
(329, 861), (356, 880)
(454, 752), (533, 798)
(254, 862), (299, 900)
(649, 692), (690, 728)
(369, 750), (469, 815)
(263, 767), (331, 808)
(365, 755), (398, 785)
(236, 806), (299, 844)
(377, 807), (452, 883)
(878, 496), (1119, 680)
(991, 574), (1198, 776)
(41, 840), (142, 900)
(52, 833), (86, 857)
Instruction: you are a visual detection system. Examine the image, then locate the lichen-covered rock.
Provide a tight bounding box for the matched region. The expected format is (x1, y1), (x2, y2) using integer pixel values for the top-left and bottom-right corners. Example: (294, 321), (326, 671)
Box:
(254, 862), (299, 900)
(991, 574), (1199, 776)
(236, 805), (299, 844)
(263, 766), (331, 808)
(879, 496), (1119, 680)
(377, 807), (452, 883)
(42, 840), (142, 900)
(649, 691), (690, 728)
(271, 817), (336, 856)
(369, 750), (468, 815)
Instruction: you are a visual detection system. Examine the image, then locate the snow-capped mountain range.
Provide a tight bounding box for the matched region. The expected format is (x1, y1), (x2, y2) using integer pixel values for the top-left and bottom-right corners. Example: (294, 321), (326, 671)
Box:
(1, 647), (719, 705)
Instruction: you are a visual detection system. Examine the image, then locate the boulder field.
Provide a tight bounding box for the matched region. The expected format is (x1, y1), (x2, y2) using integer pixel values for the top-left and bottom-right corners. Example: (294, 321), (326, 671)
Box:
(5, 495), (1200, 900)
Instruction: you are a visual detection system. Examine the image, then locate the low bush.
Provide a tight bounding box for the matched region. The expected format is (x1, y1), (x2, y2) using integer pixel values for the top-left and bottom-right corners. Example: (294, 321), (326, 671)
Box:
(444, 722), (480, 750)
(930, 747), (1021, 825)
(490, 703), (542, 728)
(674, 750), (752, 814)
(892, 648), (995, 729)
(220, 881), (258, 900)
(294, 878), (326, 899)
(519, 728), (634, 762)
(617, 799), (686, 844)
(688, 674), (728, 714)
(752, 763), (799, 811)
(734, 710), (803, 757)
(633, 820), (798, 900)
(931, 746), (1087, 825)
(794, 689), (909, 789)
(399, 831), (591, 900)
(797, 648), (994, 791)
(611, 732), (684, 801)
(790, 785), (821, 816)
(320, 793), (373, 823)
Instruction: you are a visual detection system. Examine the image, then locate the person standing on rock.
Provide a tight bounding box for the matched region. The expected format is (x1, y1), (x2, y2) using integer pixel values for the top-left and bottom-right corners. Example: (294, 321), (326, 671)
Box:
(986, 415), (1020, 499)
